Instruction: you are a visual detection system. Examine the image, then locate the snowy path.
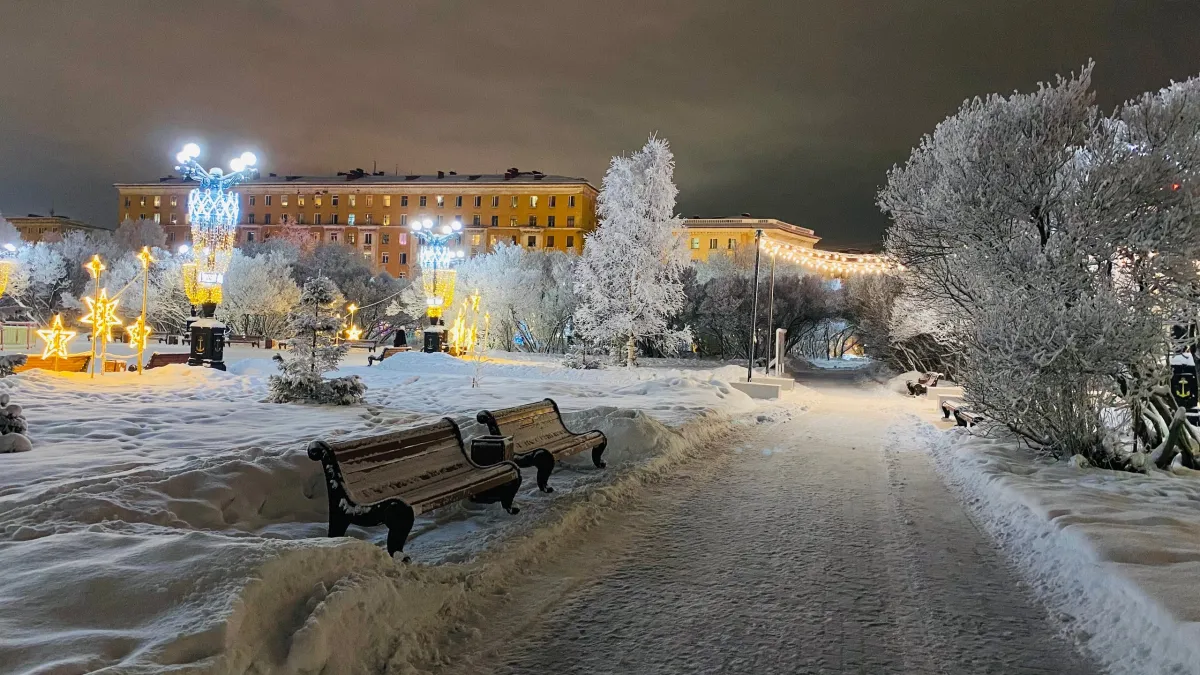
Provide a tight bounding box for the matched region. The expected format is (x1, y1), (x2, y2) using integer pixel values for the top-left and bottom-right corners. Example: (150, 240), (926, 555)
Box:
(444, 373), (1100, 674)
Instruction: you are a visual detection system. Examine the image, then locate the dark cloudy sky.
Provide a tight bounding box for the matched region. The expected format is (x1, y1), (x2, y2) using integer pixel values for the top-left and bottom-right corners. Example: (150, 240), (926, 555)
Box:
(2, 1), (1199, 247)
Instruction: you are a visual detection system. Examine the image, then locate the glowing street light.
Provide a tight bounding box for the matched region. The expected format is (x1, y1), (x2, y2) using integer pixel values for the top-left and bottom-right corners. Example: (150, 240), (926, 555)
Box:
(411, 217), (467, 352)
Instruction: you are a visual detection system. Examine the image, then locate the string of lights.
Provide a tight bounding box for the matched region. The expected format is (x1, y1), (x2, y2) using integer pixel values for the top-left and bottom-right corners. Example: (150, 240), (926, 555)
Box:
(760, 236), (904, 275)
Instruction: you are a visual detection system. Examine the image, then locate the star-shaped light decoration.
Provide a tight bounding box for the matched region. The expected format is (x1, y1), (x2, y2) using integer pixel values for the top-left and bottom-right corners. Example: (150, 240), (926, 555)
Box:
(36, 314), (76, 359)
(84, 254), (106, 280)
(345, 324), (363, 341)
(125, 316), (152, 351)
(80, 289), (123, 343)
(136, 246), (154, 270)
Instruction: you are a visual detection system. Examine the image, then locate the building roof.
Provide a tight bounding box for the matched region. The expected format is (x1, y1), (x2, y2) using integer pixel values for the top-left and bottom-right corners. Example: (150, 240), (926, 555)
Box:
(115, 169), (596, 190)
(7, 214), (111, 232)
(683, 217), (819, 241)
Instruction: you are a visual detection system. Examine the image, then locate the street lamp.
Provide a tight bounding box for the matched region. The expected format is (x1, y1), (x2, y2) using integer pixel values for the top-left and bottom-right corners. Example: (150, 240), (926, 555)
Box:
(411, 217), (466, 352)
(747, 229), (763, 382)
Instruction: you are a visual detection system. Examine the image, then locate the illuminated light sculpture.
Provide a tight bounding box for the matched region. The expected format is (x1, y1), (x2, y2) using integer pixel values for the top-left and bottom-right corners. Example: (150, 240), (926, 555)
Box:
(173, 142), (259, 371)
(411, 218), (467, 352)
(758, 235), (904, 276)
(80, 255), (122, 378)
(344, 304), (363, 342)
(36, 314), (76, 363)
(125, 247), (154, 374)
(448, 290), (484, 357)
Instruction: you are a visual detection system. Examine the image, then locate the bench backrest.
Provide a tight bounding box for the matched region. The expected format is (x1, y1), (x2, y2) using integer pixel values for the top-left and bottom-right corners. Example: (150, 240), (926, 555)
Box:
(479, 399), (573, 455)
(380, 347), (407, 359)
(316, 418), (480, 506)
(14, 354), (90, 373)
(146, 353), (190, 369)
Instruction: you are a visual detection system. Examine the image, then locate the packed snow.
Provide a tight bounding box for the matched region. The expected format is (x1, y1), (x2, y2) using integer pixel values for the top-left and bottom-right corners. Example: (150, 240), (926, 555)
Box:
(0, 342), (777, 673)
(928, 424), (1200, 675)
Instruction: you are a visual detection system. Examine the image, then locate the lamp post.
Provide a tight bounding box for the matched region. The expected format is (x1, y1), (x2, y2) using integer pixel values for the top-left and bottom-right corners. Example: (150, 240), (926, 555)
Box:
(411, 217), (466, 352)
(747, 229), (763, 382)
(173, 142), (259, 370)
(764, 245), (778, 376)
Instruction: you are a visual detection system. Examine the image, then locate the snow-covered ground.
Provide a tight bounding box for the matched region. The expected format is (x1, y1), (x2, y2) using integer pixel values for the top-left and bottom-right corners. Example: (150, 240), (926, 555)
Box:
(0, 341), (784, 674)
(928, 424), (1200, 674)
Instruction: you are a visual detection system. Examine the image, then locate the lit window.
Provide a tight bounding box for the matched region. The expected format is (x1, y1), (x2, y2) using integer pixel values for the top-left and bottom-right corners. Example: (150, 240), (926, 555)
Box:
(566, 235), (575, 248)
(383, 214), (390, 225)
(569, 195), (576, 207)
(186, 212), (191, 224)
(401, 196), (409, 206)
(549, 196), (556, 208)
(298, 195), (305, 206)
(248, 195), (256, 206)
(709, 238), (718, 249)
(400, 214), (408, 226)
(547, 216), (556, 228)
(472, 214), (481, 226)
(382, 253), (390, 264)
(348, 214), (356, 226)
(140, 196), (147, 207)
(490, 215), (499, 227)
(365, 213), (372, 224)
(347, 232), (356, 244)
(471, 234), (481, 246)
(170, 213), (178, 224)
(527, 235), (536, 247)
(264, 213), (271, 225)
(528, 216), (537, 227)
(366, 195), (373, 207)
(491, 196), (499, 207)
(281, 195), (288, 207)
(436, 195), (444, 208)
(348, 195), (356, 207)
(546, 235), (555, 247)
(419, 196), (427, 207)
(248, 214), (256, 224)
(455, 195), (462, 207)
(315, 195), (323, 207)
(330, 231), (338, 242)
(511, 196), (518, 208)
(383, 195), (391, 207)
(399, 233), (407, 245)
(153, 213), (161, 223)
(566, 216), (576, 227)
(364, 232), (373, 244)
(691, 238), (700, 249)
(473, 196), (481, 208)
(170, 195), (177, 207)
(265, 195), (272, 206)
(510, 216), (518, 226)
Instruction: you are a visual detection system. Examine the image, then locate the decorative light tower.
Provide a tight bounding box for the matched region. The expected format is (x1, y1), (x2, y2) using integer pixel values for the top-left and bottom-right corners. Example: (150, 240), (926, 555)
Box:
(411, 218), (466, 352)
(173, 142), (258, 371)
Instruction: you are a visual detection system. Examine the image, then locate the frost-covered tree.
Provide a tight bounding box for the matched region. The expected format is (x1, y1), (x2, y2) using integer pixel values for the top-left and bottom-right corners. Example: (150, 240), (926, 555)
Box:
(0, 212), (21, 249)
(268, 275), (365, 405)
(574, 136), (691, 365)
(113, 218), (166, 253)
(457, 243), (578, 352)
(216, 250), (302, 338)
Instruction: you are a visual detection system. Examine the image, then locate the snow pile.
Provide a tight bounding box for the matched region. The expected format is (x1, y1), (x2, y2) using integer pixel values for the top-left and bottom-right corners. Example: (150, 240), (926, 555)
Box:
(929, 428), (1200, 674)
(0, 345), (763, 673)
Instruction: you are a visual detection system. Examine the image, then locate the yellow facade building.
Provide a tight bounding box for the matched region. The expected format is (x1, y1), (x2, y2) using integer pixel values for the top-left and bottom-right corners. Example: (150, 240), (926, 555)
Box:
(680, 217), (820, 261)
(7, 214), (111, 242)
(115, 169), (599, 278)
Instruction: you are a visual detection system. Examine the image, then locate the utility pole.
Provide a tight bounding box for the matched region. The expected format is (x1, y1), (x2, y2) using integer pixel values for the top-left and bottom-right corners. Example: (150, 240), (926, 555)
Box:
(747, 229), (763, 383)
(766, 249), (776, 376)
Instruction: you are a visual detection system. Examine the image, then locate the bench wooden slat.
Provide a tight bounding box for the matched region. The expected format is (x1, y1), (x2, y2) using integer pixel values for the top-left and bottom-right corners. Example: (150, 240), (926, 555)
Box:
(477, 398), (608, 493)
(13, 355), (90, 373)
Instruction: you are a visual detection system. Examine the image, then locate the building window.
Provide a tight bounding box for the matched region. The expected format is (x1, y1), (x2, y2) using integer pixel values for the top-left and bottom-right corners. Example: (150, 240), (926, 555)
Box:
(125, 197), (131, 208)
(365, 213), (372, 224)
(547, 216), (556, 228)
(491, 196), (500, 207)
(527, 235), (536, 247)
(691, 237), (700, 249)
(298, 213), (306, 225)
(186, 212), (191, 224)
(399, 252), (407, 264)
(140, 196), (147, 207)
(281, 195), (288, 207)
(473, 196), (481, 208)
(364, 232), (373, 245)
(348, 214), (356, 226)
(399, 233), (407, 245)
(170, 213), (178, 224)
(709, 238), (718, 249)
(248, 195), (256, 206)
(140, 213), (146, 220)
(264, 213), (272, 225)
(247, 231), (256, 242)
(331, 195), (340, 207)
(332, 214), (340, 225)
(510, 216), (518, 226)
(436, 195), (444, 208)
(455, 195), (463, 207)
(546, 235), (555, 247)
(347, 231), (356, 244)
(400, 214), (408, 227)
(328, 232), (337, 242)
(472, 214), (481, 226)
(170, 195), (177, 207)
(168, 231), (175, 243)
(265, 195), (272, 206)
(419, 196), (427, 207)
(383, 195), (391, 207)
(315, 214), (322, 225)
(511, 196), (519, 208)
(529, 195), (538, 208)
(366, 195), (373, 207)
(565, 216), (575, 228)
(566, 235), (575, 248)
(382, 233), (390, 244)
(471, 234), (481, 246)
(248, 214), (256, 224)
(348, 194), (356, 207)
(383, 214), (390, 226)
(528, 215), (537, 227)
(382, 252), (390, 264)
(728, 238), (736, 250)
(153, 213), (161, 223)
(315, 195), (323, 207)
(401, 196), (408, 206)
(491, 215), (499, 227)
(549, 196), (557, 208)
(569, 195), (576, 207)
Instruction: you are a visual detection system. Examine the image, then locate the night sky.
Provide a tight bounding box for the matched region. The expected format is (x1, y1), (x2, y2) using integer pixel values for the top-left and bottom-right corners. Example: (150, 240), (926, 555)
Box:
(2, 1), (1200, 248)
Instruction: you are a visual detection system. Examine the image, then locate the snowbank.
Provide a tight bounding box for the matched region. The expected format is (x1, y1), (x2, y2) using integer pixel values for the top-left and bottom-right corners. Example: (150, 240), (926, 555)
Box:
(929, 428), (1200, 675)
(0, 344), (767, 673)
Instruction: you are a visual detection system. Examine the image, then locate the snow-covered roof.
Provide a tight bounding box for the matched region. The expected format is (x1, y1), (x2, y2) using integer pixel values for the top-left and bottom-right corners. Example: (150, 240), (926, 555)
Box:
(116, 171), (597, 190)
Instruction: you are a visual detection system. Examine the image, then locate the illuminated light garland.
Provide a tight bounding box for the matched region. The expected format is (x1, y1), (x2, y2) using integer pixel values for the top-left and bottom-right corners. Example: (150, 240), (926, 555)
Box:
(447, 290), (484, 357)
(80, 289), (123, 344)
(36, 314), (76, 360)
(182, 263), (223, 305)
(0, 259), (12, 298)
(759, 236), (904, 275)
(125, 316), (152, 351)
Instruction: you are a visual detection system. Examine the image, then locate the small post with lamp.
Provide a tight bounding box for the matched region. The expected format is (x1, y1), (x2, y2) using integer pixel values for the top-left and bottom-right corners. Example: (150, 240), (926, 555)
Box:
(345, 303), (362, 342)
(125, 246), (155, 374)
(746, 229), (763, 383)
(410, 217), (466, 353)
(765, 243), (777, 376)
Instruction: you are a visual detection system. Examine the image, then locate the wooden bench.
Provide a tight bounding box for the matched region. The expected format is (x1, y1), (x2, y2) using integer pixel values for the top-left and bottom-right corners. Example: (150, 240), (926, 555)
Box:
(227, 335), (263, 348)
(13, 354), (90, 373)
(102, 359), (128, 373)
(906, 371), (943, 396)
(476, 398), (607, 493)
(940, 397), (983, 427)
(145, 352), (191, 369)
(306, 418), (522, 556)
(367, 345), (411, 366)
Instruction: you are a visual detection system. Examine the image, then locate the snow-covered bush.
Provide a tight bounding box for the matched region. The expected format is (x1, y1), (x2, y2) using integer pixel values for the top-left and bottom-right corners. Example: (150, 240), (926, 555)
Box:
(574, 136), (692, 365)
(457, 243), (577, 353)
(0, 355), (27, 378)
(0, 392), (31, 453)
(268, 275), (365, 405)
